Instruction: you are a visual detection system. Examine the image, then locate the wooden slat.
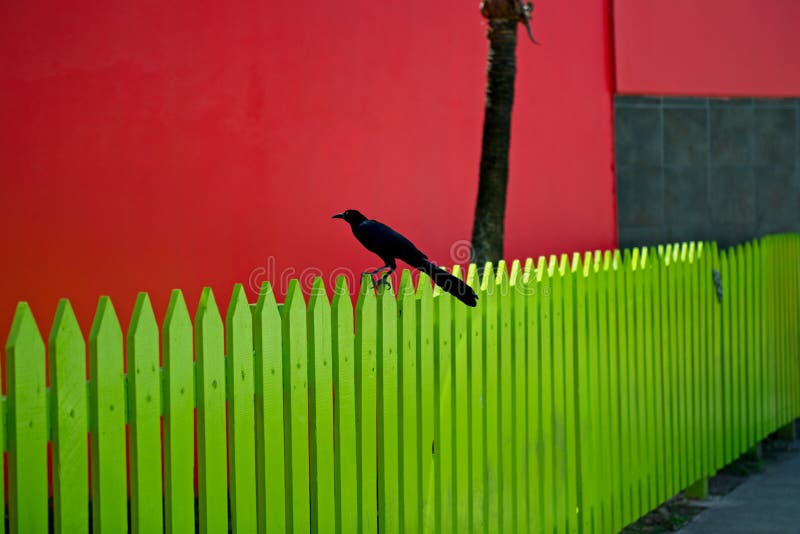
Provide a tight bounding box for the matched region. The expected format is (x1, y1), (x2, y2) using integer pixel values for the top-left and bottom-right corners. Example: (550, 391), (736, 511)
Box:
(433, 271), (454, 533)
(355, 278), (378, 534)
(162, 290), (196, 534)
(253, 283), (288, 534)
(6, 302), (49, 533)
(283, 280), (311, 532)
(526, 258), (544, 534)
(574, 252), (593, 533)
(561, 254), (579, 531)
(452, 267), (470, 532)
(49, 300), (89, 534)
(377, 284), (400, 534)
(195, 288), (229, 533)
(332, 277), (358, 534)
(482, 262), (501, 532)
(398, 271), (420, 533)
(466, 264), (485, 533)
(308, 278), (336, 534)
(496, 261), (515, 533)
(88, 297), (128, 533)
(509, 260), (528, 534)
(128, 293), (164, 533)
(226, 284), (258, 533)
(415, 274), (436, 532)
(538, 257), (556, 532)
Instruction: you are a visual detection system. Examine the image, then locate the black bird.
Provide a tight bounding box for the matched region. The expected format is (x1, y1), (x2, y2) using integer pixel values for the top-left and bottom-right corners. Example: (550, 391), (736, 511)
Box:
(333, 209), (478, 307)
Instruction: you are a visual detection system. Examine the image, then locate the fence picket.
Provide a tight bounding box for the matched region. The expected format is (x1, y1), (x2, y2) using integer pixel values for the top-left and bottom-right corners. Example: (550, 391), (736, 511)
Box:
(226, 284), (258, 533)
(398, 271), (421, 533)
(128, 293), (164, 533)
(332, 277), (358, 534)
(195, 288), (228, 534)
(283, 280), (311, 532)
(1, 234), (799, 533)
(6, 303), (48, 533)
(163, 290), (196, 534)
(355, 279), (378, 534)
(89, 297), (128, 533)
(415, 274), (435, 533)
(49, 300), (89, 534)
(466, 264), (485, 533)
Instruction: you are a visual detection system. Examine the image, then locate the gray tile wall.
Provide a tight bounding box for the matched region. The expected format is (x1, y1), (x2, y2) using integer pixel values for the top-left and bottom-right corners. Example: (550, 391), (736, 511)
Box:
(615, 96), (800, 249)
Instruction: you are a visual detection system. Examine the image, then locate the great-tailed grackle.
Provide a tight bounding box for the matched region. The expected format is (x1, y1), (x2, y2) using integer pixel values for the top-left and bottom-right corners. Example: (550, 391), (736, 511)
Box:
(333, 209), (478, 307)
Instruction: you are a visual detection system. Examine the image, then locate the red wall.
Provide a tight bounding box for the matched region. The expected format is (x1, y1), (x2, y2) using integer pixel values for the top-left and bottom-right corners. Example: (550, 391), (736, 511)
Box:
(0, 1), (616, 336)
(614, 0), (800, 96)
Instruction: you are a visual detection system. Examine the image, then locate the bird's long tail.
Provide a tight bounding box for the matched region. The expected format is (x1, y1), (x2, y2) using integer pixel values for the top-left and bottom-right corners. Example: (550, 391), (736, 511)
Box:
(415, 259), (478, 307)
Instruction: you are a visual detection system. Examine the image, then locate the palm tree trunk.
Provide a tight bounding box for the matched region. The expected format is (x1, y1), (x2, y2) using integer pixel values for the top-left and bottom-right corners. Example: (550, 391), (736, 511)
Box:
(471, 17), (518, 267)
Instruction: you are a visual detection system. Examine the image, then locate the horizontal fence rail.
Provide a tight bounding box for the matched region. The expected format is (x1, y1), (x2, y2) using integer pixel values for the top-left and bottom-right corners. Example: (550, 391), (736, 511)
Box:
(1, 234), (799, 533)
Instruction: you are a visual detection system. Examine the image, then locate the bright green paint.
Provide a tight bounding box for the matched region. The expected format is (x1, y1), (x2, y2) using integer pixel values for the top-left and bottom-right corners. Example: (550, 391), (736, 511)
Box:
(332, 277), (358, 534)
(89, 297), (128, 533)
(355, 278), (378, 534)
(253, 283), (287, 534)
(226, 284), (258, 534)
(283, 280), (311, 533)
(0, 235), (798, 533)
(163, 290), (196, 534)
(195, 288), (228, 534)
(128, 293), (164, 533)
(49, 300), (89, 534)
(377, 285), (400, 534)
(398, 271), (421, 534)
(7, 303), (48, 534)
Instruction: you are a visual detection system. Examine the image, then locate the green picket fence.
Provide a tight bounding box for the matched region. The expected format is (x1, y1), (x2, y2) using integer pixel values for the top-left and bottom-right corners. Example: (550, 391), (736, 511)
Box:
(2, 234), (799, 533)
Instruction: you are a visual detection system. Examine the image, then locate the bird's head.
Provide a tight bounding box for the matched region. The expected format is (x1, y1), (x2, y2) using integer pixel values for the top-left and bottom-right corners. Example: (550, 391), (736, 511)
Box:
(332, 209), (367, 225)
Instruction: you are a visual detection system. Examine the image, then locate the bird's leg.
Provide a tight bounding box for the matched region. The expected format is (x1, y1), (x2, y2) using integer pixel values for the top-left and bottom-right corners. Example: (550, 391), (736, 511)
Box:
(376, 268), (395, 289)
(362, 265), (392, 290)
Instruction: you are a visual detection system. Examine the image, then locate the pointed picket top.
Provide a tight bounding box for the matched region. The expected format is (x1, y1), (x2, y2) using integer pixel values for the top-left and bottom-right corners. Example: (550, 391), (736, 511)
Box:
(465, 263), (480, 295)
(657, 244), (665, 260)
(89, 296), (122, 344)
(196, 287), (222, 329)
(309, 277), (331, 316)
(416, 272), (432, 299)
(226, 283), (251, 328)
(581, 252), (592, 276)
(557, 253), (569, 276)
(534, 256), (547, 282)
(522, 258), (535, 283)
(254, 281), (280, 321)
(130, 293), (158, 343)
(591, 250), (602, 273)
(679, 242), (688, 263)
(509, 259), (522, 287)
(332, 276), (352, 315)
(663, 244), (673, 266)
(687, 241), (696, 263)
(285, 278), (307, 315)
(398, 270), (414, 300)
(697, 241), (705, 260)
(611, 249), (622, 271)
(164, 289), (191, 335)
(602, 250), (612, 271)
(545, 255), (557, 277)
(496, 260), (510, 291)
(640, 246), (649, 269)
(7, 301), (44, 355)
(50, 299), (83, 350)
(480, 262), (495, 292)
(451, 263), (463, 280)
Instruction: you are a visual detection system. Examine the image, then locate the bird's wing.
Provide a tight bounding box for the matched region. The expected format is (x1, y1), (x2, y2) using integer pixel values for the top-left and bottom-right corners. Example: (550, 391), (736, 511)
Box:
(356, 220), (427, 264)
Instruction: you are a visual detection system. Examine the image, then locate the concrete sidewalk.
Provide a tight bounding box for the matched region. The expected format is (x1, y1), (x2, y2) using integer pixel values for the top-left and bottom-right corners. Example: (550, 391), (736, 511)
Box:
(679, 442), (800, 533)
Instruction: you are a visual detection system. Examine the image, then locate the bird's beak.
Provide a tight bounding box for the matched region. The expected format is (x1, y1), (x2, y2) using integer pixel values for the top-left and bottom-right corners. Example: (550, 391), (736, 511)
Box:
(332, 212), (345, 220)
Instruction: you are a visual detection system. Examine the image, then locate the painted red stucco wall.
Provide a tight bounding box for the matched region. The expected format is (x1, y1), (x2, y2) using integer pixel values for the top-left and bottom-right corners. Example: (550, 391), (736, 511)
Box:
(614, 0), (800, 96)
(0, 1), (616, 336)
